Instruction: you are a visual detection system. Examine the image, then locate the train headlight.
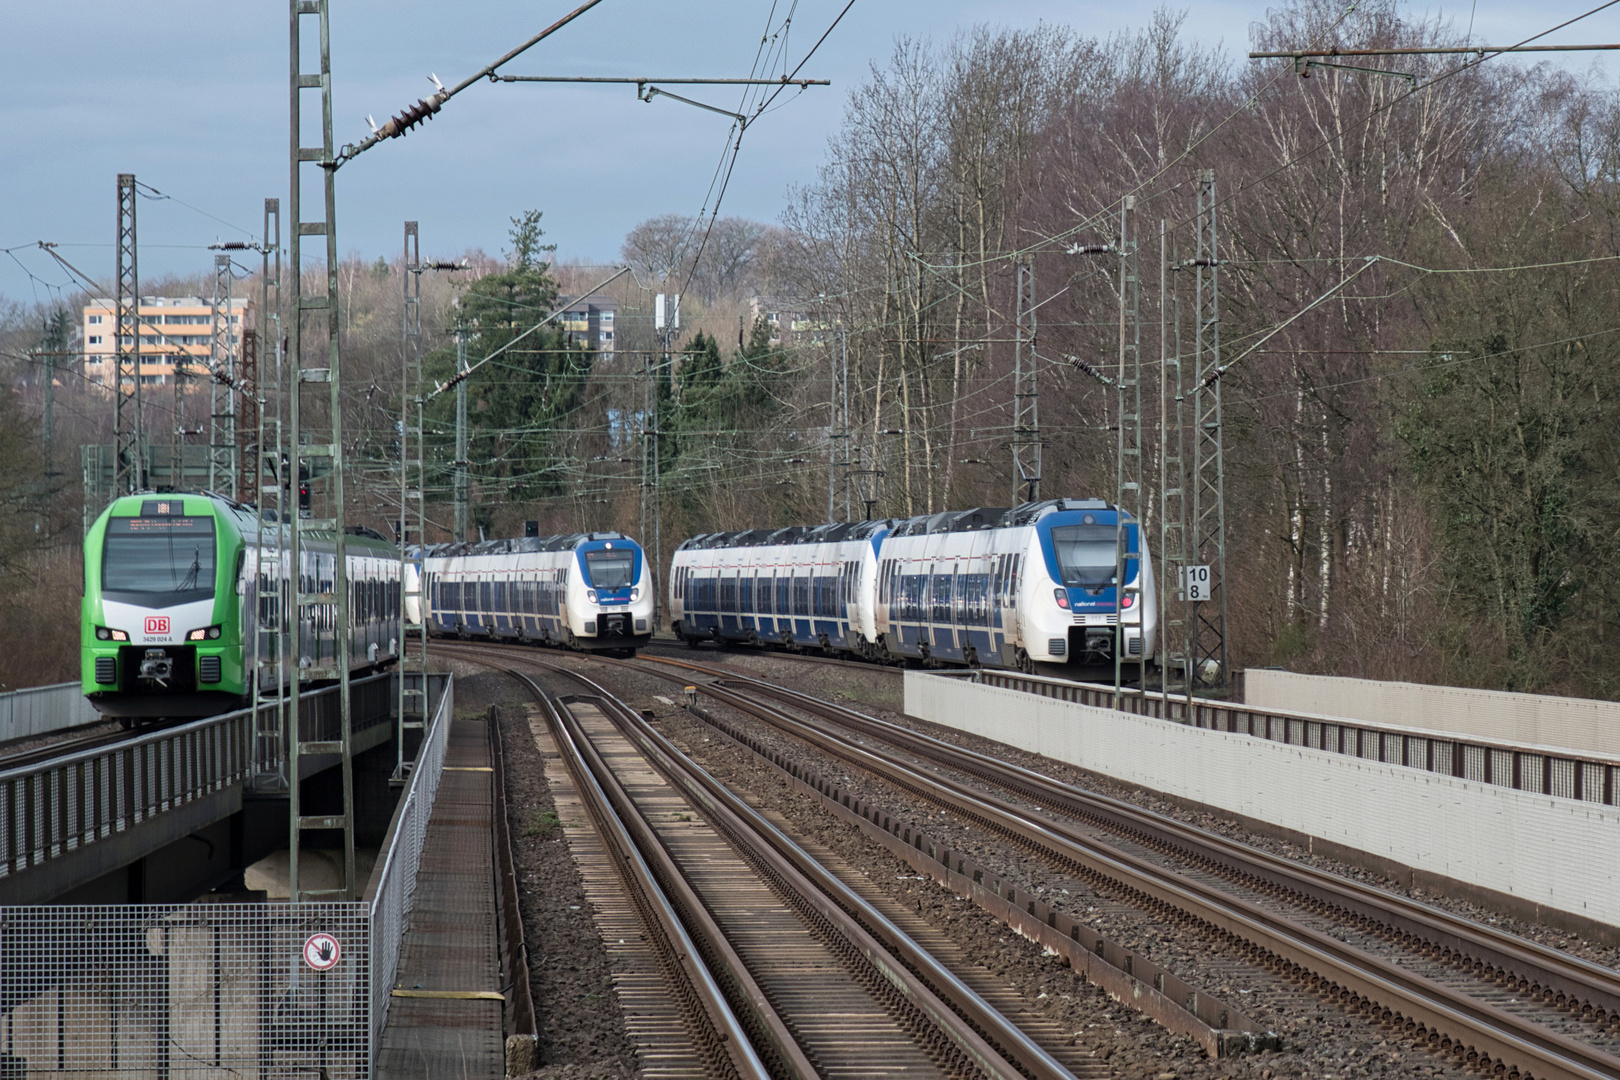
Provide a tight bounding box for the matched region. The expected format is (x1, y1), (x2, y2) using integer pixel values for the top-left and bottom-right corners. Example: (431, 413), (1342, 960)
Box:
(1120, 595), (1134, 609)
(95, 626), (128, 642)
(630, 587), (641, 601)
(1053, 588), (1069, 609)
(586, 589), (598, 604)
(187, 625), (223, 641)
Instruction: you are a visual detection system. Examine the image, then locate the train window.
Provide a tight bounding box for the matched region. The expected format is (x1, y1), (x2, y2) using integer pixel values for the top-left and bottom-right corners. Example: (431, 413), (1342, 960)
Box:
(1049, 525), (1120, 587)
(740, 576), (754, 611)
(777, 575), (790, 613)
(931, 573), (953, 623)
(757, 574), (771, 614)
(101, 515), (217, 607)
(585, 550), (634, 590)
(720, 576), (736, 612)
(907, 575), (927, 621)
(968, 574), (990, 625)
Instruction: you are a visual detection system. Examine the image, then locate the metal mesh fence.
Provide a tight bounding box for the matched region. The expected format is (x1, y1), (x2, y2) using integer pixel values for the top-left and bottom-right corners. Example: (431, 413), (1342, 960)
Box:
(365, 671), (453, 1055)
(1, 902), (370, 1078)
(0, 672), (454, 1078)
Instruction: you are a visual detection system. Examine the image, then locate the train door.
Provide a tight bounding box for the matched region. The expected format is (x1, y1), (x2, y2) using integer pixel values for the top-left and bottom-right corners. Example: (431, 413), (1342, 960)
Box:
(962, 532), (993, 664)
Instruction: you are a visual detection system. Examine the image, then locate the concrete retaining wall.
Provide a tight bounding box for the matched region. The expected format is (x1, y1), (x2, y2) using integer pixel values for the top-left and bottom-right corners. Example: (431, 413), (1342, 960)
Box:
(1245, 669), (1620, 757)
(906, 671), (1620, 929)
(0, 681), (101, 742)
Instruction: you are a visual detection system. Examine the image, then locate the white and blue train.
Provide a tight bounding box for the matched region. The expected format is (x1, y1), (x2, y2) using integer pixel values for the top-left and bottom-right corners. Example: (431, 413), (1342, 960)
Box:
(669, 499), (1154, 672)
(413, 532), (655, 653)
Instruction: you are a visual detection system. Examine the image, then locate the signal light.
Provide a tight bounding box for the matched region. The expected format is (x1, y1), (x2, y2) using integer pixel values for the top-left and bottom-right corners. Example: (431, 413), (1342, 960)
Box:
(299, 482), (311, 512)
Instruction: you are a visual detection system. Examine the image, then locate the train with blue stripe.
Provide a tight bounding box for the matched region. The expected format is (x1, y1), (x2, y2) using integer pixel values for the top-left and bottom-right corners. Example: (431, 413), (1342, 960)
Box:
(669, 499), (1155, 672)
(415, 532), (654, 653)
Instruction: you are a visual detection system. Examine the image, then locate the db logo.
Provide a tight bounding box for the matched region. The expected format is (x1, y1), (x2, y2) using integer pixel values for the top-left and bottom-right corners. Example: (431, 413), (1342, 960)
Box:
(145, 616), (170, 635)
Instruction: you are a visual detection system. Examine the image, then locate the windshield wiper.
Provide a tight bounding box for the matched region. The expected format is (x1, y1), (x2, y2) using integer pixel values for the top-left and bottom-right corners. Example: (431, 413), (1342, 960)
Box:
(180, 548), (201, 592)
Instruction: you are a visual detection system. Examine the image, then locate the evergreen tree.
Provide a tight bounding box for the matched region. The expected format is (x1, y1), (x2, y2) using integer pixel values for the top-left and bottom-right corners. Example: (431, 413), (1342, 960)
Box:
(423, 211), (589, 509)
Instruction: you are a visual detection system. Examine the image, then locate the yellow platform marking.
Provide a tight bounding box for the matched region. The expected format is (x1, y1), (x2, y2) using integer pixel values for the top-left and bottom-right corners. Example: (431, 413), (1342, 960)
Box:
(391, 989), (505, 1000)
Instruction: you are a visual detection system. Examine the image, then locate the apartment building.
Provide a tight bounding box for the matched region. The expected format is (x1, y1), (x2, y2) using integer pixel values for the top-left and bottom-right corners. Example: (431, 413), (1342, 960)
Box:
(747, 295), (834, 346)
(554, 295), (617, 354)
(83, 295), (252, 387)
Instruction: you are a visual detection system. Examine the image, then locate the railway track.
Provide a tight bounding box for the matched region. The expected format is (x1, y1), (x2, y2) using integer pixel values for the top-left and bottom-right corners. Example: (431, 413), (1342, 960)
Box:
(444, 643), (1104, 1079)
(0, 718), (167, 770)
(641, 637), (904, 675)
(602, 648), (1620, 1080)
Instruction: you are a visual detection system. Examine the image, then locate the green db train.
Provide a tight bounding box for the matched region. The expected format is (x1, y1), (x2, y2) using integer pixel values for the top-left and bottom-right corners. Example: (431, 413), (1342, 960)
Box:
(82, 492), (402, 719)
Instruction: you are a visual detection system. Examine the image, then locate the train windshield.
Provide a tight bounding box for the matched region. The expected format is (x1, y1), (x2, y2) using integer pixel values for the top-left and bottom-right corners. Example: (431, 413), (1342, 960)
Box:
(584, 549), (634, 590)
(102, 516), (217, 607)
(1049, 524), (1120, 588)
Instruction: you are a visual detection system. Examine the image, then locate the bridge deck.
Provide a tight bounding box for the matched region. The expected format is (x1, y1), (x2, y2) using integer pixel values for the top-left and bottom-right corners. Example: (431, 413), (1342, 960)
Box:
(377, 710), (503, 1078)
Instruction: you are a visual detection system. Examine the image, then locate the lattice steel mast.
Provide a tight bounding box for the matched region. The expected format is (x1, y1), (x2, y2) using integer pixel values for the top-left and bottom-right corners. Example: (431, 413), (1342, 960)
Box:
(288, 0), (357, 901)
(1112, 197), (1143, 707)
(454, 325), (469, 542)
(254, 198), (286, 787)
(398, 221), (426, 778)
(1158, 220), (1192, 699)
(209, 253), (236, 497)
(1191, 170), (1229, 689)
(829, 323), (855, 521)
(1011, 257), (1039, 503)
(113, 174), (145, 495)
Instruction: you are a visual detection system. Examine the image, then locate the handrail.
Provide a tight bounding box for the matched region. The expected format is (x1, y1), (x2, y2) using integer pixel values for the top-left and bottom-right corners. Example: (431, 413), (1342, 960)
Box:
(972, 671), (1620, 805)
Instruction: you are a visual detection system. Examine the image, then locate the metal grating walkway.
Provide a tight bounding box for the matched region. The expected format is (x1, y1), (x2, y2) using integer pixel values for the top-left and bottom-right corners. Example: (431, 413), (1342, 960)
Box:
(377, 712), (503, 1079)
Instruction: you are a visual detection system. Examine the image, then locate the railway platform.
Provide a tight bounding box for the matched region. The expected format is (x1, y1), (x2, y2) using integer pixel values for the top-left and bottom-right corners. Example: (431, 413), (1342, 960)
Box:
(375, 708), (504, 1079)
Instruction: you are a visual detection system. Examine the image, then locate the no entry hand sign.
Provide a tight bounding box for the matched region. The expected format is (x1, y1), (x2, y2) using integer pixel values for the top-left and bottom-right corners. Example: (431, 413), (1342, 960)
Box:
(303, 932), (341, 971)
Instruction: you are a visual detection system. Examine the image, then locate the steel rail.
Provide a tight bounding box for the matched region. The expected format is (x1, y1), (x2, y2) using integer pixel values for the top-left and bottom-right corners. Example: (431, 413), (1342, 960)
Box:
(487, 707), (537, 1044)
(526, 655), (1082, 1080)
(726, 672), (1620, 1023)
(501, 665), (779, 1080)
(627, 653), (1620, 1080)
(436, 642), (1083, 1080)
(0, 721), (165, 772)
(643, 639), (903, 676)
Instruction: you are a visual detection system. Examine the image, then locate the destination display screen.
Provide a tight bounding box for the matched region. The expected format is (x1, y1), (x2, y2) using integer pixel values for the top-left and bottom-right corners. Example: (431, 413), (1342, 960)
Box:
(102, 516), (217, 608)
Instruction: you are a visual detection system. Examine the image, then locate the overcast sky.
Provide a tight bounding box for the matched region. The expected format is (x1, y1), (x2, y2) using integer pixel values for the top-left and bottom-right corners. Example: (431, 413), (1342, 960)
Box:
(2, 1), (1614, 306)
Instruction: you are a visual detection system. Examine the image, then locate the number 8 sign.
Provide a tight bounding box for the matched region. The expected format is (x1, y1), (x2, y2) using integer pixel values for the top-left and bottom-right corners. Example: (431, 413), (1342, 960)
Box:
(1181, 565), (1212, 602)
